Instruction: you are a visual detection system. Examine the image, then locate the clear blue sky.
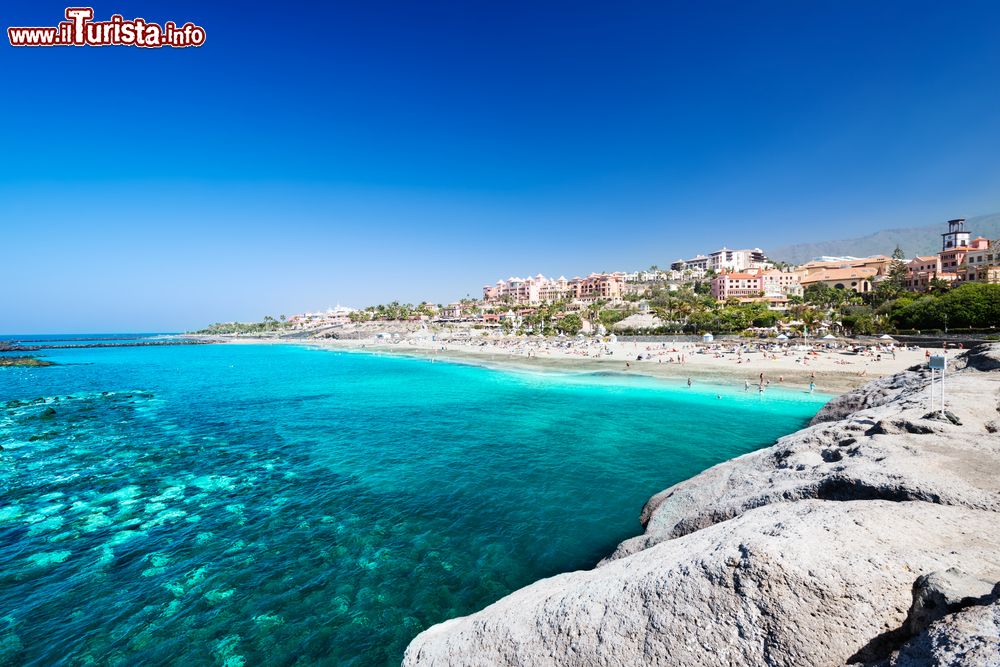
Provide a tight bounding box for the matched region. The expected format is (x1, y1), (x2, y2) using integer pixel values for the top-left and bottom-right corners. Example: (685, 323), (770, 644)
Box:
(3, 1), (999, 332)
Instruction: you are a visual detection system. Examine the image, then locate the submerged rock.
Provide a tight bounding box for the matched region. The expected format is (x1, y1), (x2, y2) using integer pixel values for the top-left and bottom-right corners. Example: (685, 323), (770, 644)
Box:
(404, 344), (1000, 667)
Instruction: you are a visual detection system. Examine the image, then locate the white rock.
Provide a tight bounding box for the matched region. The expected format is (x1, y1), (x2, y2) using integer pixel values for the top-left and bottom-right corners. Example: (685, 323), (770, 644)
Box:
(404, 344), (1000, 666)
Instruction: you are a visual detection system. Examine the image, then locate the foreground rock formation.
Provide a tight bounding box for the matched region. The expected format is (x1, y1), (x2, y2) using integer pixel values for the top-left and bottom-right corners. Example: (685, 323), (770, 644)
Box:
(404, 344), (1000, 666)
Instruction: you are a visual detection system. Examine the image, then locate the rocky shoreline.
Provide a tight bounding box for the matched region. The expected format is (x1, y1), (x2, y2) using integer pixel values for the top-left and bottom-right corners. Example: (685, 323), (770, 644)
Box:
(403, 344), (1000, 666)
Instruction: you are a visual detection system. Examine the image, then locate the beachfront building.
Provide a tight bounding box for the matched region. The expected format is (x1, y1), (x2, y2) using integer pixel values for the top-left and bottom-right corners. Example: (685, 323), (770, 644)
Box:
(671, 254), (709, 272)
(905, 255), (956, 292)
(711, 272), (765, 300)
(795, 255), (893, 279)
(538, 276), (571, 302)
(289, 305), (357, 328)
(904, 219), (993, 291)
(711, 268), (801, 307)
(761, 269), (804, 299)
(436, 302), (481, 322)
(794, 255), (893, 294)
(959, 239), (1000, 284)
(483, 272), (625, 305)
(483, 274), (557, 305)
(939, 237), (987, 272)
(798, 267), (879, 293)
(671, 247), (772, 273)
(936, 219), (987, 271)
(623, 269), (670, 283)
(569, 272), (626, 302)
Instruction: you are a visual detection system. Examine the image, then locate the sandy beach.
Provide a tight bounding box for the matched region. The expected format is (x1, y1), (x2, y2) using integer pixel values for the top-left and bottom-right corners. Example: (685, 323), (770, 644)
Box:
(213, 333), (935, 395)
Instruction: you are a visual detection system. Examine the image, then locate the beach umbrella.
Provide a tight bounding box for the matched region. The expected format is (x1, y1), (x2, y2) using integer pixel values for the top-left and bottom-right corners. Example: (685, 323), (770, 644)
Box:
(776, 334), (789, 341)
(879, 334), (895, 340)
(822, 334), (836, 340)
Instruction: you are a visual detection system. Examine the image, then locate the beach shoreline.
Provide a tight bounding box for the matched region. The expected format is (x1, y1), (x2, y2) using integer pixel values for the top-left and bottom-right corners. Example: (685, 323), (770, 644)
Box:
(401, 343), (1000, 667)
(199, 333), (930, 395)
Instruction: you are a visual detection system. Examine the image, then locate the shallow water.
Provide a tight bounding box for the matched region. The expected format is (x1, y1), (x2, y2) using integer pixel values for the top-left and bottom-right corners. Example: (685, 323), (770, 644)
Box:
(0, 342), (827, 665)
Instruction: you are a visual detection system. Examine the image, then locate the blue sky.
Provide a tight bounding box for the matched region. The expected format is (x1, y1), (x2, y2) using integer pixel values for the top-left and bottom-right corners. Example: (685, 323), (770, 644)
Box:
(2, 1), (999, 332)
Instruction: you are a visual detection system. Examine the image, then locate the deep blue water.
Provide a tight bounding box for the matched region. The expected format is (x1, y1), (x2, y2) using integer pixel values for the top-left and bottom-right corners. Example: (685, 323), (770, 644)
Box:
(0, 341), (827, 666)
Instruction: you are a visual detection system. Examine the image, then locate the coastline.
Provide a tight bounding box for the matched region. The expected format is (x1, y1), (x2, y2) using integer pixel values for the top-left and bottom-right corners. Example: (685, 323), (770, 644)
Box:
(199, 333), (930, 395)
(401, 344), (1000, 666)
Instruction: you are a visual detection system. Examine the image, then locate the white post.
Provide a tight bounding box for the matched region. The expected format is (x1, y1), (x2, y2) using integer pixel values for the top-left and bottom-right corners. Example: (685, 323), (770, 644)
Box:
(940, 350), (946, 417)
(929, 368), (935, 413)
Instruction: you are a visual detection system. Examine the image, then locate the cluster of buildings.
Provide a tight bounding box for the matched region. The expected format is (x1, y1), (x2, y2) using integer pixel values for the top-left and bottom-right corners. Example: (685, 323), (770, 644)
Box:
(480, 219), (999, 317)
(285, 306), (356, 328)
(483, 247), (784, 307)
(743, 219), (998, 298)
(787, 219), (998, 295)
(483, 272), (628, 305)
(286, 219), (997, 331)
(671, 247), (772, 274)
(793, 255), (893, 293)
(709, 268), (803, 308)
(905, 219), (997, 290)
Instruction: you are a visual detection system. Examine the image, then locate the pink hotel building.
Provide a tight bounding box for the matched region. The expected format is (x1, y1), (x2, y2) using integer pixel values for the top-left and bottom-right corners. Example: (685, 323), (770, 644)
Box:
(710, 268), (803, 305)
(905, 219), (993, 291)
(484, 272), (626, 305)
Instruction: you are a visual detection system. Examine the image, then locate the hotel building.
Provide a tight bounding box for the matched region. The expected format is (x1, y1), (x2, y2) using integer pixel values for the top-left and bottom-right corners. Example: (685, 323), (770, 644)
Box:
(905, 219), (993, 291)
(905, 256), (954, 292)
(671, 247), (772, 273)
(484, 272), (626, 305)
(711, 268), (802, 308)
(794, 255), (894, 294)
(960, 240), (1000, 284)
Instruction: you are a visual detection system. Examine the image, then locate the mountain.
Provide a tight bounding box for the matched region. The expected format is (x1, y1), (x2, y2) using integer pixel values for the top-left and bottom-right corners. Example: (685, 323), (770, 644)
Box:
(768, 212), (1000, 264)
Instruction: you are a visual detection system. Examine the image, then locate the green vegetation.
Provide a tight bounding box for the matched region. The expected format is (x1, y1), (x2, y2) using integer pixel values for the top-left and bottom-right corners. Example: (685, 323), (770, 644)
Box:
(558, 313), (583, 335)
(194, 315), (290, 335)
(355, 301), (437, 321)
(883, 283), (1000, 331)
(871, 245), (909, 305)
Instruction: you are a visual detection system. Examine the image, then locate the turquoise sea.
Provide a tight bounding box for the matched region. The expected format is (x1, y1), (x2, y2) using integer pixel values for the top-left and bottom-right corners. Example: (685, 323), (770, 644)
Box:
(0, 339), (828, 666)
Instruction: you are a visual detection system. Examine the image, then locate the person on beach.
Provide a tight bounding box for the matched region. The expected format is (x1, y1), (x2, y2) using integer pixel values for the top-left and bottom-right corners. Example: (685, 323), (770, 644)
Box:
(744, 379), (750, 391)
(809, 381), (815, 394)
(687, 378), (692, 388)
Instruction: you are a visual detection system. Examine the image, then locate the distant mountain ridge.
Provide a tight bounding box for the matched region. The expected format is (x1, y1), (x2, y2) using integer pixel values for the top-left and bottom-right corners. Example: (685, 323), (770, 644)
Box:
(769, 212), (1000, 265)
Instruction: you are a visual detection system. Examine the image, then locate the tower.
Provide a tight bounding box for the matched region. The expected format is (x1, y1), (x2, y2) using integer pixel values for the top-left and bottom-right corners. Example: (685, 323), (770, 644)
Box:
(941, 218), (970, 252)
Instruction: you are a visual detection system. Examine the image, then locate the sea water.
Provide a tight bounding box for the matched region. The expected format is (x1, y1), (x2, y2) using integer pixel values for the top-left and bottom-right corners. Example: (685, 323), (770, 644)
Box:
(0, 340), (827, 666)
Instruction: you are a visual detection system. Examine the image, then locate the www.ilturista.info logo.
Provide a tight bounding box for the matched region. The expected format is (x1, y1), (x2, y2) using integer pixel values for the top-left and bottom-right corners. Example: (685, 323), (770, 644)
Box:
(8, 7), (206, 48)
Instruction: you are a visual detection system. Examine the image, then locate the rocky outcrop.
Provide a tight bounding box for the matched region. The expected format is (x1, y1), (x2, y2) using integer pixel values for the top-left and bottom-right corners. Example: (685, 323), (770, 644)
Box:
(612, 313), (664, 332)
(808, 365), (927, 424)
(887, 589), (1000, 666)
(404, 344), (1000, 667)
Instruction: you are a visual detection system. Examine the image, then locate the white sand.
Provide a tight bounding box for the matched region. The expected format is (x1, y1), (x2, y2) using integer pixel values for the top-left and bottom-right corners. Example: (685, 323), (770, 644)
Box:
(217, 332), (939, 395)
